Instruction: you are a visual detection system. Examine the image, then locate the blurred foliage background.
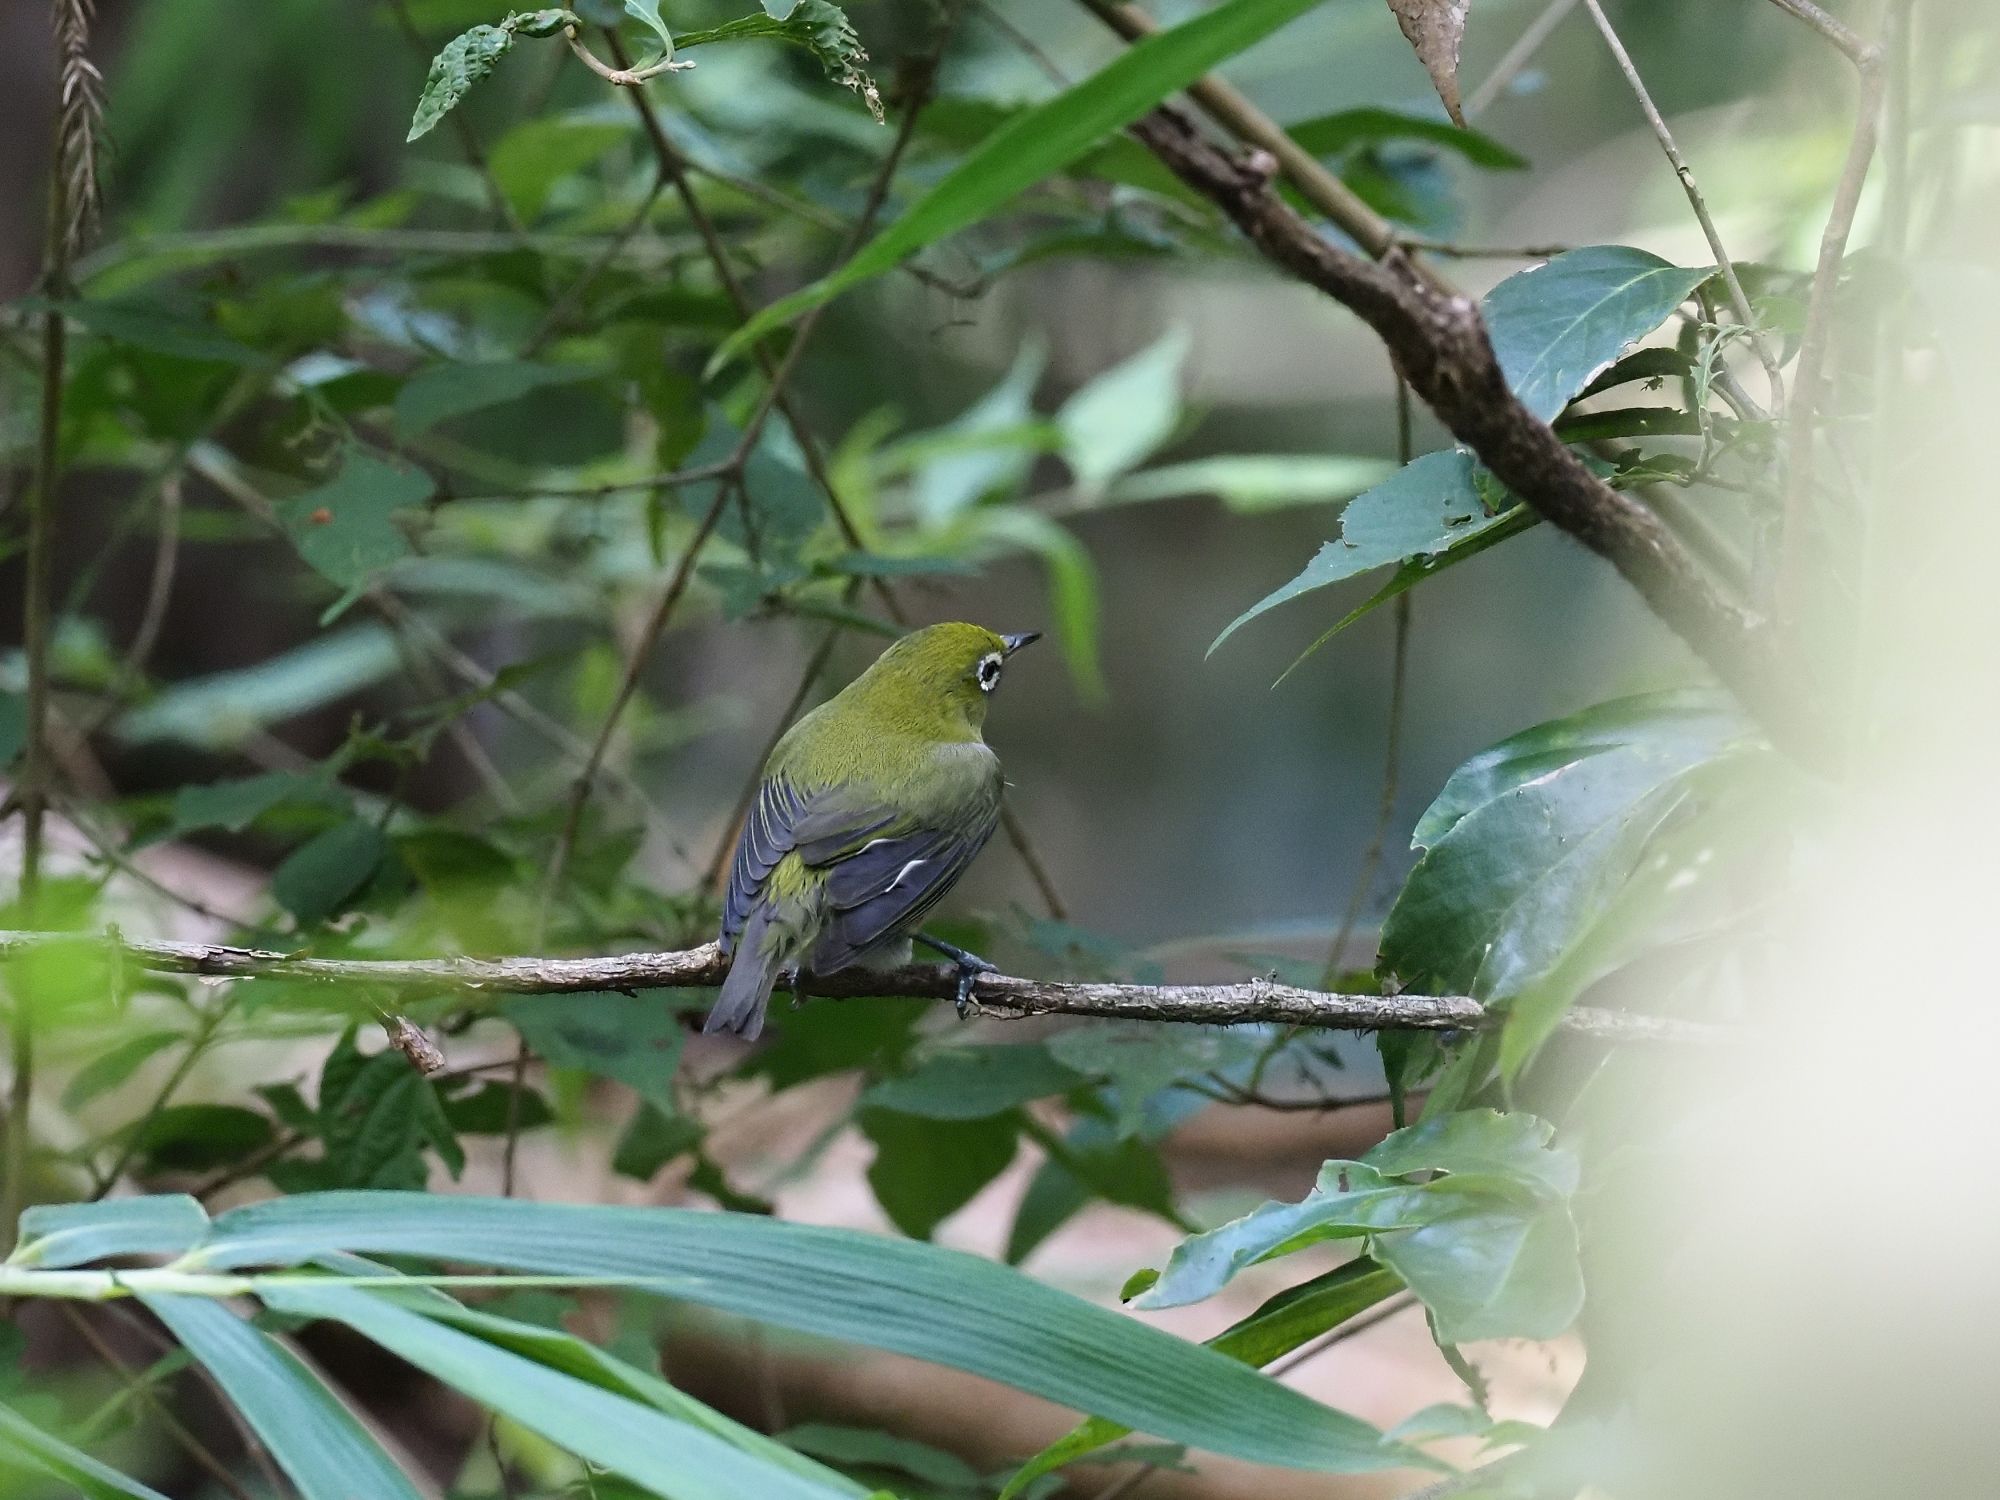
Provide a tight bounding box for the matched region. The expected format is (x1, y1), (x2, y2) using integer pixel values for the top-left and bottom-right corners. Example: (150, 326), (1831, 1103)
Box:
(1, 0), (1995, 1496)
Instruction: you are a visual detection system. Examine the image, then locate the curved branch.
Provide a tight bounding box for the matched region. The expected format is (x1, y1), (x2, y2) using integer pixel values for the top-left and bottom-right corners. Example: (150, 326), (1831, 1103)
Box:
(0, 931), (1719, 1044)
(1124, 106), (1814, 747)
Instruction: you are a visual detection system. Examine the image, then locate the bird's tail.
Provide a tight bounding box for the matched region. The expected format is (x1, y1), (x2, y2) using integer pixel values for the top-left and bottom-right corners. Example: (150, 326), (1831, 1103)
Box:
(704, 911), (782, 1040)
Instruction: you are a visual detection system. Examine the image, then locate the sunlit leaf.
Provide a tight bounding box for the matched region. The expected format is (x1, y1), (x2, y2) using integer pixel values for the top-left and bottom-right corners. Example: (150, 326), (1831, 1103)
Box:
(1057, 328), (1191, 494)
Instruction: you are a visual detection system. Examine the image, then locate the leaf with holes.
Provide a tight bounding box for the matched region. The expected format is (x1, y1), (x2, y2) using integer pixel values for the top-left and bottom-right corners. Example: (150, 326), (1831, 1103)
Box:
(276, 449), (433, 589)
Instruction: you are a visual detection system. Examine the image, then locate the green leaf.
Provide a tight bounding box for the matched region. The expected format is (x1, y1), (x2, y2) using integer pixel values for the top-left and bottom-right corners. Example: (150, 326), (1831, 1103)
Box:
(1057, 328), (1190, 494)
(1209, 450), (1519, 653)
(276, 448), (434, 589)
(0, 1400), (171, 1500)
(408, 1294), (871, 1495)
(127, 1104), (274, 1172)
(1381, 692), (1752, 1002)
(116, 625), (403, 749)
(909, 343), (1047, 526)
(1287, 106), (1528, 170)
(61, 1029), (186, 1110)
(860, 1108), (1019, 1239)
(862, 1045), (1084, 1121)
(711, 0), (1331, 371)
(9, 1195), (208, 1269)
(488, 115), (632, 222)
(272, 819), (389, 926)
(394, 360), (591, 436)
(443, 1081), (556, 1135)
(781, 1424), (984, 1492)
(1135, 1113), (1581, 1345)
(612, 1102), (704, 1179)
(406, 12), (580, 143)
(169, 771), (335, 836)
(1107, 454), (1394, 512)
(261, 1282), (870, 1500)
(502, 991), (686, 1115)
(999, 1259), (1404, 1498)
(1482, 246), (1715, 423)
(141, 1294), (426, 1500)
(675, 2), (878, 119)
(192, 1192), (1417, 1475)
(0, 693), (22, 768)
(623, 0), (675, 57)
(54, 296), (260, 365)
(1046, 1023), (1262, 1138)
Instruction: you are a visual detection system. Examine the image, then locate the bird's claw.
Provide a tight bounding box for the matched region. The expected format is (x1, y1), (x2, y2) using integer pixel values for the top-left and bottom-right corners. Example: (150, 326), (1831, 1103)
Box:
(950, 954), (998, 1019)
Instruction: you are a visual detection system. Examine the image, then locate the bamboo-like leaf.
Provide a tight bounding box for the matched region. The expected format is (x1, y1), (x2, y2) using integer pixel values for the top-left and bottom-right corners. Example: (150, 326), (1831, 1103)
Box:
(709, 0), (1329, 373)
(188, 1192), (1415, 1475)
(140, 1294), (426, 1500)
(260, 1281), (864, 1500)
(0, 1400), (170, 1500)
(9, 1195), (208, 1269)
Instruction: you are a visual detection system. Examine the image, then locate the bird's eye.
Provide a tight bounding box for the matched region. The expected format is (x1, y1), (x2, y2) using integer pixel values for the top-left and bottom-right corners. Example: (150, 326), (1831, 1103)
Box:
(975, 653), (1003, 692)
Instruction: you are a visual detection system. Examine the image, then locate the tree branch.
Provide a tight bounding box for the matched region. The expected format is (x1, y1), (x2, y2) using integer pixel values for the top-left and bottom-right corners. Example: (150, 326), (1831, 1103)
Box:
(0, 931), (1720, 1044)
(1122, 105), (1809, 743)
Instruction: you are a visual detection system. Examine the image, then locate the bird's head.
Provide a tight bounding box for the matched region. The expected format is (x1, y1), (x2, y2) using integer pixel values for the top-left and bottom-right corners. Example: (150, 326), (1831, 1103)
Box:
(855, 622), (1040, 737)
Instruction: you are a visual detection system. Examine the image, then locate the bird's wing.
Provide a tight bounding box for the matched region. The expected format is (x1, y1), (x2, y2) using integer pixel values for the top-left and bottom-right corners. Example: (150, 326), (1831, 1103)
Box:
(808, 806), (999, 973)
(720, 773), (896, 953)
(719, 754), (1001, 968)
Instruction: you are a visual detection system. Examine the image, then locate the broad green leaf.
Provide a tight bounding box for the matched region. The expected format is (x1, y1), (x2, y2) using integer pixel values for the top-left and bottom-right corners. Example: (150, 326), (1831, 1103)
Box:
(862, 1045), (1084, 1121)
(711, 0), (1331, 371)
(1482, 246), (1715, 423)
(1135, 1113), (1581, 1344)
(612, 1102), (704, 1179)
(116, 625), (403, 749)
(394, 360), (591, 436)
(9, 1195), (208, 1269)
(407, 11), (579, 143)
(191, 1192), (1416, 1474)
(1209, 450), (1520, 653)
(272, 819), (389, 926)
(276, 448), (433, 589)
(488, 116), (632, 222)
(1382, 693), (1752, 1003)
(261, 1282), (874, 1500)
(127, 1105), (275, 1173)
(169, 771), (337, 836)
(0, 693), (22, 767)
(141, 1294), (425, 1500)
(0, 1400), (171, 1500)
(1000, 1259), (1404, 1498)
(55, 297), (259, 365)
(1006, 1121), (1179, 1265)
(1046, 1024), (1262, 1138)
(1287, 106), (1527, 170)
(1411, 689), (1742, 848)
(60, 1029), (186, 1110)
(860, 1108), (1019, 1239)
(502, 991), (686, 1115)
(1107, 454), (1394, 512)
(1057, 328), (1190, 494)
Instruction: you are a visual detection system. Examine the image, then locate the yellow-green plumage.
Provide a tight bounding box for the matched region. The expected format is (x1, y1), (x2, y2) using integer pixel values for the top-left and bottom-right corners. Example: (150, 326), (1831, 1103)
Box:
(706, 622), (1037, 1039)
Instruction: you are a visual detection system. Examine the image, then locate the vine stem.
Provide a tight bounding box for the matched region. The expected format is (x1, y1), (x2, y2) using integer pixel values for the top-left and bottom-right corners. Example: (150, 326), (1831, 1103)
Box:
(1580, 0), (1785, 407)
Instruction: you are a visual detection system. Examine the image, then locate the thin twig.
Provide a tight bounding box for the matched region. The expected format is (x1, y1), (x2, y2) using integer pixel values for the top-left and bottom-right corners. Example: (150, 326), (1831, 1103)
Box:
(1267, 1291), (1418, 1375)
(1770, 0), (1883, 619)
(0, 930), (1727, 1044)
(1464, 0), (1582, 118)
(521, 175), (668, 357)
(61, 1306), (260, 1500)
(1580, 0), (1785, 406)
(88, 992), (242, 1199)
(1324, 377), (1417, 987)
(564, 25), (693, 85)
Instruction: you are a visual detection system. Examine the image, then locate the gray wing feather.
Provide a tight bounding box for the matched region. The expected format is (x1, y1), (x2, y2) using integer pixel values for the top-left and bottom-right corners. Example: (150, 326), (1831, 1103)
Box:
(720, 776), (896, 951)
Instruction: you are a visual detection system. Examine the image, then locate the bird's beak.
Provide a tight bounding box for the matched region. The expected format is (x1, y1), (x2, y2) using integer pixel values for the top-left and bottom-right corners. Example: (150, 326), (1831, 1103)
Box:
(1001, 631), (1041, 656)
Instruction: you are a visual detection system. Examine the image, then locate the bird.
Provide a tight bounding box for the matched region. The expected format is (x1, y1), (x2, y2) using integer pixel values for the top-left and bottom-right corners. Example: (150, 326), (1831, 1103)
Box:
(703, 622), (1040, 1040)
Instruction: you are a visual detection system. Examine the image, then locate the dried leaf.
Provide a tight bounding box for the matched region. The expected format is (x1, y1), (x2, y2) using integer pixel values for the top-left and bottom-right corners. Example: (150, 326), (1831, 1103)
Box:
(1384, 0), (1470, 126)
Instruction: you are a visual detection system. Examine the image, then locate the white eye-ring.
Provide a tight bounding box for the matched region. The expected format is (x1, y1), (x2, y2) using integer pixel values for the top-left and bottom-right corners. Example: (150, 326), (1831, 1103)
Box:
(975, 653), (1004, 692)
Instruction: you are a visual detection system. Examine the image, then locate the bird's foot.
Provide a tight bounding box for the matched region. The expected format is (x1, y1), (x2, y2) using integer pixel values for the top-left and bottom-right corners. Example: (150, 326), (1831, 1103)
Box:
(786, 967), (806, 1010)
(914, 934), (998, 1019)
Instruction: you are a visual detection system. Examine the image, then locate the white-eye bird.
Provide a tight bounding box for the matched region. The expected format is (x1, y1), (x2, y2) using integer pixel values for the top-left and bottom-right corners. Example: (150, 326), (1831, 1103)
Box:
(704, 622), (1039, 1039)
